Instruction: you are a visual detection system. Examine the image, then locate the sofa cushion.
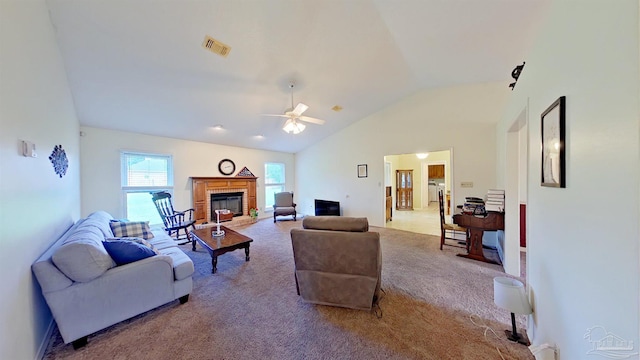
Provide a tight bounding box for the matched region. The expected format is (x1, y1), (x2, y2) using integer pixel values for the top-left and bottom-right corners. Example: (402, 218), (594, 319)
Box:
(159, 247), (195, 281)
(148, 226), (180, 250)
(109, 220), (155, 239)
(86, 211), (115, 238)
(52, 227), (115, 283)
(302, 216), (369, 232)
(103, 239), (157, 266)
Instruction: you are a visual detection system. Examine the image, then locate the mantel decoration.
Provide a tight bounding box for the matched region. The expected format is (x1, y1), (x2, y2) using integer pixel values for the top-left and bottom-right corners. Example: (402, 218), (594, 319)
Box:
(218, 159), (235, 176)
(357, 164), (368, 178)
(541, 96), (566, 188)
(236, 166), (255, 177)
(49, 144), (68, 178)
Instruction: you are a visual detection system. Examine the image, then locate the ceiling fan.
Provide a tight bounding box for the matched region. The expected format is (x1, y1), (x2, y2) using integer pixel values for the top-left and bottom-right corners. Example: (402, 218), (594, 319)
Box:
(263, 83), (325, 134)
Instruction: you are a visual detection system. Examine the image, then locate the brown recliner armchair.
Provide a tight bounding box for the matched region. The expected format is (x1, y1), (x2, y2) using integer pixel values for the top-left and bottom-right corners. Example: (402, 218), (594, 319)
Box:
(290, 216), (382, 311)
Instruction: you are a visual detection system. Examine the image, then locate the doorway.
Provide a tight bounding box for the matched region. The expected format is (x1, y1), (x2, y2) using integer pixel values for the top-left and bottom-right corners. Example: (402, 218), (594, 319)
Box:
(384, 150), (453, 236)
(422, 162), (447, 206)
(505, 107), (528, 277)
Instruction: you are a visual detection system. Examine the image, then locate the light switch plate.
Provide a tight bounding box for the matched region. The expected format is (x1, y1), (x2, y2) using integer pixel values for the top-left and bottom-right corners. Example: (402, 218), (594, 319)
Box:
(461, 181), (473, 188)
(21, 140), (37, 158)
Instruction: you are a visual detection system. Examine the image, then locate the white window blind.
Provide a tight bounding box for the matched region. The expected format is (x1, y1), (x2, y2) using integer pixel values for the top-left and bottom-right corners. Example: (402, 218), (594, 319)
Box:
(264, 162), (285, 211)
(121, 152), (173, 224)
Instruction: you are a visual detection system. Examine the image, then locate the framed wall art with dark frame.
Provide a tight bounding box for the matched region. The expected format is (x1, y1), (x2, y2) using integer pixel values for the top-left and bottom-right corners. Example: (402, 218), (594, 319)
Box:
(541, 96), (566, 188)
(357, 164), (368, 178)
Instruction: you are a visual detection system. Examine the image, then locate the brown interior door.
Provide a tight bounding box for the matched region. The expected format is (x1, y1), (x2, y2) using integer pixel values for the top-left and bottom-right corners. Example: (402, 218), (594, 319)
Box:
(520, 203), (527, 247)
(396, 170), (413, 210)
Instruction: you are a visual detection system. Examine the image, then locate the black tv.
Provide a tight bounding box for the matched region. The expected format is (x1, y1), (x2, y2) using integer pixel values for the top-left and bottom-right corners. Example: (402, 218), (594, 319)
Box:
(314, 199), (340, 216)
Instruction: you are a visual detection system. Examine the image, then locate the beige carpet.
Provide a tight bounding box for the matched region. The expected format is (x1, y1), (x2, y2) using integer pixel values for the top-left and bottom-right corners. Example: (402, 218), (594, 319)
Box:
(43, 218), (533, 360)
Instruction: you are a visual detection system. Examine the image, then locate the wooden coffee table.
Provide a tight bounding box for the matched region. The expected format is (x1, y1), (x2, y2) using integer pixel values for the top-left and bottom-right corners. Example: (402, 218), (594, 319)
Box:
(190, 226), (253, 274)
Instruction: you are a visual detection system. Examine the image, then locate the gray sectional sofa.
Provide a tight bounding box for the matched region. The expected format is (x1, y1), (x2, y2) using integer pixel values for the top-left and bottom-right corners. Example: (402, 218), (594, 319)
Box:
(32, 211), (194, 348)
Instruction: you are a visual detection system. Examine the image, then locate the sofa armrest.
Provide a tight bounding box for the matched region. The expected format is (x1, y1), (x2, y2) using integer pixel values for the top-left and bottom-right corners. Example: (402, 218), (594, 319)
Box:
(32, 259), (73, 293)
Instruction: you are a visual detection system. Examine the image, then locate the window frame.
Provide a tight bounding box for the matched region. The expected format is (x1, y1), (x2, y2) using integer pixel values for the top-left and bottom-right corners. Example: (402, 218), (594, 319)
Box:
(120, 151), (174, 223)
(264, 162), (286, 212)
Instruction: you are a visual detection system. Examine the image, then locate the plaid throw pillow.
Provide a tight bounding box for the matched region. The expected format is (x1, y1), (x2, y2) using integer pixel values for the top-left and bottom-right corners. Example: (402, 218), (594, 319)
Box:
(109, 220), (155, 240)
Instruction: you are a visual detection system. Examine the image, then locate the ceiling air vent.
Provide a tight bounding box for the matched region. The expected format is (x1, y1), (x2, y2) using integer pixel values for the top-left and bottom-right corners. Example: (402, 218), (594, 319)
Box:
(202, 35), (231, 57)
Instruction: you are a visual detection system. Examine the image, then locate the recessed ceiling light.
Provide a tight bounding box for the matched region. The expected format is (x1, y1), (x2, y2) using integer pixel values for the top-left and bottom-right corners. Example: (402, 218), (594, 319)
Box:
(254, 135), (265, 139)
(211, 124), (224, 130)
(331, 105), (343, 112)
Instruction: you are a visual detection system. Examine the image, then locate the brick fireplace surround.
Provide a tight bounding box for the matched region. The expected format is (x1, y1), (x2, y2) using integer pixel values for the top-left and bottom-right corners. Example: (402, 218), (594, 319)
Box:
(191, 177), (257, 224)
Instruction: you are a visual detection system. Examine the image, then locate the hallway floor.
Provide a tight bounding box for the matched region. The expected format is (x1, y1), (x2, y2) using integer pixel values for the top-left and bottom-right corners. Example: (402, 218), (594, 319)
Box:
(384, 201), (444, 236)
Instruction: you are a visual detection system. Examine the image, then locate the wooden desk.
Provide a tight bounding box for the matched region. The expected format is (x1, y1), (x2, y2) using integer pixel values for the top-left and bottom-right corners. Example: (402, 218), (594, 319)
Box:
(453, 212), (504, 265)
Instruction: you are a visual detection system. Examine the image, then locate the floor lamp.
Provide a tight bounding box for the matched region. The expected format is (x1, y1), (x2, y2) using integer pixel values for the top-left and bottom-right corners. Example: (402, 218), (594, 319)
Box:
(493, 277), (532, 345)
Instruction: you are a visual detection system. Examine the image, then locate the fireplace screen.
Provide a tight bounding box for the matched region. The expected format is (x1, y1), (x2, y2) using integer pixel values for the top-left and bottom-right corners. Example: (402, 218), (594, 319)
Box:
(210, 192), (243, 219)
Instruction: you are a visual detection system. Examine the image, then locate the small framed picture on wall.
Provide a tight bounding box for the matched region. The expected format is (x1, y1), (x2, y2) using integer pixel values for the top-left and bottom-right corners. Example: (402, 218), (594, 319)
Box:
(357, 164), (368, 178)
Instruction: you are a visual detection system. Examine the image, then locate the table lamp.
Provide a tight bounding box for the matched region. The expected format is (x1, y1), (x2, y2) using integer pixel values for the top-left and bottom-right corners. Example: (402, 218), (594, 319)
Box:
(493, 276), (532, 345)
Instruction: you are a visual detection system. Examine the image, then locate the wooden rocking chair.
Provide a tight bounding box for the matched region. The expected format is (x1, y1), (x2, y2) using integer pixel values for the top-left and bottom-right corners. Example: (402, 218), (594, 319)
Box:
(151, 191), (196, 245)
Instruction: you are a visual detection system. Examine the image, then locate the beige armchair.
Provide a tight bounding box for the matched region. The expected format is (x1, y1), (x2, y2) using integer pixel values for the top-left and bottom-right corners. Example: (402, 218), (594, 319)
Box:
(290, 216), (382, 311)
(273, 192), (297, 223)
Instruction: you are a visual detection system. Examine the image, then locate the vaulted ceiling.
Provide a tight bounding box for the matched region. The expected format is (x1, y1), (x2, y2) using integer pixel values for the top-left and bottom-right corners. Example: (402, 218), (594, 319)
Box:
(46, 0), (548, 153)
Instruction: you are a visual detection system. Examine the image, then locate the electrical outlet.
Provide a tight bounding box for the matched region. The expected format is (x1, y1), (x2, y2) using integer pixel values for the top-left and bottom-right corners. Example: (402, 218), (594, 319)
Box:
(461, 181), (473, 188)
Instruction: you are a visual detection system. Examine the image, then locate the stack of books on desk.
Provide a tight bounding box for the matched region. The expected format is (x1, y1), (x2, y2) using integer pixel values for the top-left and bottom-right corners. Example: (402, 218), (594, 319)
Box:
(485, 189), (505, 212)
(463, 197), (485, 215)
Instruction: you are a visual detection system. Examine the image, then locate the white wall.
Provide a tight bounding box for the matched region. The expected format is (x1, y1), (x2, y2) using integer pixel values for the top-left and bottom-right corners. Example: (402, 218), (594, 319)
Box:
(296, 82), (507, 226)
(80, 127), (295, 219)
(0, 1), (81, 359)
(497, 0), (639, 358)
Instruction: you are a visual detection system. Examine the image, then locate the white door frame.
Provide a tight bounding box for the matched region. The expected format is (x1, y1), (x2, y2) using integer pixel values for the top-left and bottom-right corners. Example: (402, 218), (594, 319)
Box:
(505, 106), (528, 277)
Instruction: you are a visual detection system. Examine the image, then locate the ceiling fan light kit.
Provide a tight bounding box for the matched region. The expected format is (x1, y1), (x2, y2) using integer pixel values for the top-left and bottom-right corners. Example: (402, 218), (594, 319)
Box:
(282, 118), (306, 134)
(262, 82), (326, 135)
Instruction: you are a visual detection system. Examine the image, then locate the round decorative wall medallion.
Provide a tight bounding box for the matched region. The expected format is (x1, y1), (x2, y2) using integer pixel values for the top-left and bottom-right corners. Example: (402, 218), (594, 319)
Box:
(218, 159), (235, 176)
(49, 144), (68, 178)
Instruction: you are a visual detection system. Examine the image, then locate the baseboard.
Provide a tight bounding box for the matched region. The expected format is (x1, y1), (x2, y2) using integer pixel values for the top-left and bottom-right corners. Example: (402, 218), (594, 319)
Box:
(35, 318), (55, 360)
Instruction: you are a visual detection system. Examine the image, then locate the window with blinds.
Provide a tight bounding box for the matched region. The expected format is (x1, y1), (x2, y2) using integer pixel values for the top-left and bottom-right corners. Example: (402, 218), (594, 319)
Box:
(264, 162), (285, 211)
(121, 152), (173, 224)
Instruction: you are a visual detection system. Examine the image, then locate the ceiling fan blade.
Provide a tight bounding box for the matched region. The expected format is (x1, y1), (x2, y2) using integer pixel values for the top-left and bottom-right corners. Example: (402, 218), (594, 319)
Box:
(292, 103), (309, 116)
(299, 115), (325, 125)
(262, 114), (290, 118)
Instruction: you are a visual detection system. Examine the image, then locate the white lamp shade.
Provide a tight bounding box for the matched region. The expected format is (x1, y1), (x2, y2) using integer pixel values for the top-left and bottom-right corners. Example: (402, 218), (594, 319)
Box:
(493, 277), (532, 315)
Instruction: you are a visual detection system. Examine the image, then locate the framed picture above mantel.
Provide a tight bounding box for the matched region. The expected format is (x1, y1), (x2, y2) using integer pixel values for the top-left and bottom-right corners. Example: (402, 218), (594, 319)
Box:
(541, 96), (566, 188)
